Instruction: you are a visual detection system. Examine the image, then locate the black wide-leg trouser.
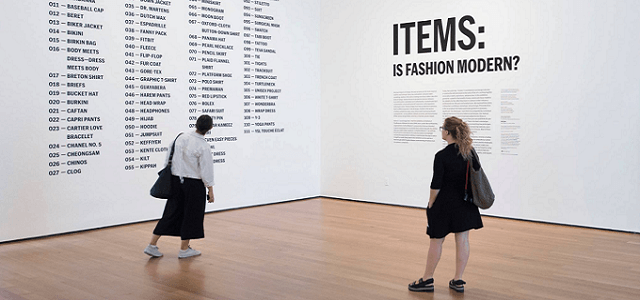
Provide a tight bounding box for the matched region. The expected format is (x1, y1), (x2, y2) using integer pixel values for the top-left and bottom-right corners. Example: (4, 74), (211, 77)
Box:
(153, 176), (206, 240)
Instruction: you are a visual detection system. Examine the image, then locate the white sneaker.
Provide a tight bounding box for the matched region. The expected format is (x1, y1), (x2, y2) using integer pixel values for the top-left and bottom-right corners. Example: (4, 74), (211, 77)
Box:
(144, 244), (163, 257)
(178, 246), (201, 259)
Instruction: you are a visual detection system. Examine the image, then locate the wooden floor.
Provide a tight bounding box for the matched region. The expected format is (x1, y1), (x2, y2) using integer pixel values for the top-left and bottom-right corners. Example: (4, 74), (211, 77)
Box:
(0, 198), (639, 300)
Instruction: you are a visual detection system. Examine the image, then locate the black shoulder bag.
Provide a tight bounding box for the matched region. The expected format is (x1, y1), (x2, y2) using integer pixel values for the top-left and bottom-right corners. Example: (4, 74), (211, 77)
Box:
(150, 133), (182, 199)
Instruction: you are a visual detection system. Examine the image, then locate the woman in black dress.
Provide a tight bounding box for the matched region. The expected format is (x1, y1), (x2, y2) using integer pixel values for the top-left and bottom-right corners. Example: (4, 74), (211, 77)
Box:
(409, 116), (483, 293)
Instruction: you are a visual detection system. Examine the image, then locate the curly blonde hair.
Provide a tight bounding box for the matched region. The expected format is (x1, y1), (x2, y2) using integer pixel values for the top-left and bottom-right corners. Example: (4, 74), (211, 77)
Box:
(443, 116), (473, 160)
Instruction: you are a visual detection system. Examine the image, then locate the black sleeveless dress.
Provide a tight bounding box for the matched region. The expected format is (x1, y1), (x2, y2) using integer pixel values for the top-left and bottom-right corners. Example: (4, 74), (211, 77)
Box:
(427, 143), (483, 238)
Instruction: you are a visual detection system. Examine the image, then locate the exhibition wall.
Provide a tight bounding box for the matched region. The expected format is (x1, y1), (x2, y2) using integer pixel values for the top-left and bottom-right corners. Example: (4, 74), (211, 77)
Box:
(0, 0), (321, 242)
(320, 0), (640, 232)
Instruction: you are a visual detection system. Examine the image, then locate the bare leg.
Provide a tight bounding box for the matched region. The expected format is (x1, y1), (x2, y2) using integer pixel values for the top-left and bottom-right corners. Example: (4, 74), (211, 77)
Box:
(454, 231), (470, 280)
(149, 234), (161, 246)
(180, 239), (190, 250)
(422, 237), (445, 279)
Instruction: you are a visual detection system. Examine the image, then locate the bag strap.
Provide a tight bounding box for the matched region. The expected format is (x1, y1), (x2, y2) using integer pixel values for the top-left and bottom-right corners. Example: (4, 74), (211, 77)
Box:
(465, 159), (470, 191)
(471, 147), (479, 166)
(167, 133), (183, 167)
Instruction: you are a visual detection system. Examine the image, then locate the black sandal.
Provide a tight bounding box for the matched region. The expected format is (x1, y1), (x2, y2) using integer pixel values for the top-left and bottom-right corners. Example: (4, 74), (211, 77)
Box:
(449, 279), (466, 293)
(408, 278), (434, 292)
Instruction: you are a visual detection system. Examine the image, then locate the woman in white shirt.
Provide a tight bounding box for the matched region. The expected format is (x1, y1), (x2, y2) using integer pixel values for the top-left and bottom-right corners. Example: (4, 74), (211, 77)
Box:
(144, 115), (215, 259)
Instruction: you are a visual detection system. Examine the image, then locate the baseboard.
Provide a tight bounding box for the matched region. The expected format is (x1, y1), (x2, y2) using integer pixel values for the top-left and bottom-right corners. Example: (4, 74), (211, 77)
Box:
(320, 195), (640, 235)
(0, 196), (320, 245)
(2, 195), (636, 245)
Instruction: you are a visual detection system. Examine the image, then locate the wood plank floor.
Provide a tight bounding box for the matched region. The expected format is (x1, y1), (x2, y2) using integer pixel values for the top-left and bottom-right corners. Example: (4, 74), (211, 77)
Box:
(0, 198), (639, 299)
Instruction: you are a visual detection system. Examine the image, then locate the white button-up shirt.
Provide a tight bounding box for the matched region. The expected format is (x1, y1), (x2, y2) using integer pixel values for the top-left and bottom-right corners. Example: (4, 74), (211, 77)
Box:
(165, 131), (214, 187)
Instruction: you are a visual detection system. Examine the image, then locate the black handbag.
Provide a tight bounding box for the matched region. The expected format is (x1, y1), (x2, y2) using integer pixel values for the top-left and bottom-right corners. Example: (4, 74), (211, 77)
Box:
(150, 133), (182, 199)
(464, 148), (495, 209)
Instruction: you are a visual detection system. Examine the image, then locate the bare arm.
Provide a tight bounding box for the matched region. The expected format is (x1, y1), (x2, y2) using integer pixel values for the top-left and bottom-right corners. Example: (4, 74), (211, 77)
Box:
(428, 189), (439, 208)
(426, 189), (439, 227)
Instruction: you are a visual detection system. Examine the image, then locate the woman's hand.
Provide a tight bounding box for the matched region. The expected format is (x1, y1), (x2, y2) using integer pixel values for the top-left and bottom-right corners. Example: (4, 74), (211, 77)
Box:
(207, 187), (215, 203)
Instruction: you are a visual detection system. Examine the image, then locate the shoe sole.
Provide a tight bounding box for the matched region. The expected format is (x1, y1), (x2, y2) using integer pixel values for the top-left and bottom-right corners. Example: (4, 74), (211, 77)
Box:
(178, 253), (201, 259)
(144, 250), (162, 257)
(408, 286), (434, 292)
(449, 285), (464, 293)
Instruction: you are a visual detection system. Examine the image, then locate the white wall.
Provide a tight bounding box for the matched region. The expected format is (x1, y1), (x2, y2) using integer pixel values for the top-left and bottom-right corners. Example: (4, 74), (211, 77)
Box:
(0, 0), (321, 243)
(320, 0), (640, 232)
(1, 0), (638, 243)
